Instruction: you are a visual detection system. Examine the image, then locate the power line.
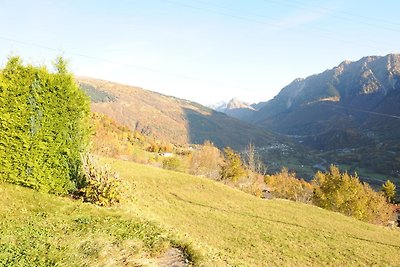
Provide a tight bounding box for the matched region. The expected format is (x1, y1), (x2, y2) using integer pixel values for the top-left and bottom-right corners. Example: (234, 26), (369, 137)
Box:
(0, 35), (261, 94)
(198, 0), (400, 31)
(268, 0), (400, 29)
(160, 0), (399, 50)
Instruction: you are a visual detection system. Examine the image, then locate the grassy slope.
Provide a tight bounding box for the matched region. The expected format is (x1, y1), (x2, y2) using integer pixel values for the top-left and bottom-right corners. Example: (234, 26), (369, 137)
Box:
(0, 183), (193, 267)
(2, 158), (400, 266)
(107, 158), (400, 266)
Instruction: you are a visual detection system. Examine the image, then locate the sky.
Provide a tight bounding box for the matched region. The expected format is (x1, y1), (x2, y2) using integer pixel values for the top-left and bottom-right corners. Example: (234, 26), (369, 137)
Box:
(0, 0), (399, 105)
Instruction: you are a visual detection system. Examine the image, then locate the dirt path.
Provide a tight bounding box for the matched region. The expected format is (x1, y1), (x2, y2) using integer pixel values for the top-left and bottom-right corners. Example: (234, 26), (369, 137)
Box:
(157, 247), (190, 267)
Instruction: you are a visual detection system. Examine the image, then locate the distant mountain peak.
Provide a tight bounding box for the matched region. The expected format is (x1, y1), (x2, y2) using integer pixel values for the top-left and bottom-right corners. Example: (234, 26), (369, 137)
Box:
(208, 101), (227, 112)
(226, 98), (255, 110)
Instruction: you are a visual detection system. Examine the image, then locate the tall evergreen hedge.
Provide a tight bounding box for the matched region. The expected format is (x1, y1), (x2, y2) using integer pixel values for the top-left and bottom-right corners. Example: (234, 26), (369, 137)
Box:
(0, 57), (90, 194)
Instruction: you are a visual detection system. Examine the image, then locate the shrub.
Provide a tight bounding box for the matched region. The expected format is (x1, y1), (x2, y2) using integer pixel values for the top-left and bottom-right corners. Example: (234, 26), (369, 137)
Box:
(162, 157), (181, 171)
(312, 165), (393, 224)
(78, 154), (121, 206)
(265, 168), (313, 203)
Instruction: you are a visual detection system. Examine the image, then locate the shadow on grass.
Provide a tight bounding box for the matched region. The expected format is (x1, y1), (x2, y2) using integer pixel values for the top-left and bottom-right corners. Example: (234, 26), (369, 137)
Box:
(170, 192), (400, 249)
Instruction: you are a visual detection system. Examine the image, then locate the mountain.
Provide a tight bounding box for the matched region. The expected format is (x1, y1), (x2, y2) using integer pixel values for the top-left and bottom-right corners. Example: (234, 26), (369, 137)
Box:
(77, 77), (288, 151)
(207, 100), (227, 112)
(250, 54), (400, 183)
(210, 98), (257, 120)
(253, 54), (400, 134)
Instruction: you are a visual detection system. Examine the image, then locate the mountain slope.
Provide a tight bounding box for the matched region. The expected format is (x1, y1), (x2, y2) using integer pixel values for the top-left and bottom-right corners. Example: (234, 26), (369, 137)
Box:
(253, 54), (400, 137)
(77, 77), (285, 150)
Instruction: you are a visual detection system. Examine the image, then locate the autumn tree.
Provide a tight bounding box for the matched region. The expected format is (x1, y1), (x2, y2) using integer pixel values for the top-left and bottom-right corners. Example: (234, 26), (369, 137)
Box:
(190, 141), (222, 179)
(312, 165), (393, 224)
(382, 180), (396, 203)
(265, 168), (313, 203)
(220, 147), (246, 182)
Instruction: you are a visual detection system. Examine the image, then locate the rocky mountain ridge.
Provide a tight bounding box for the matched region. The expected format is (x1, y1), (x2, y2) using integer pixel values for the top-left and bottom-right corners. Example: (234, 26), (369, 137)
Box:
(248, 53), (400, 184)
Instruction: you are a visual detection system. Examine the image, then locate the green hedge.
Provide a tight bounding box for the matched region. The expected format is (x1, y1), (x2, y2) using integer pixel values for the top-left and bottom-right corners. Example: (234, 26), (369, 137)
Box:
(0, 57), (90, 194)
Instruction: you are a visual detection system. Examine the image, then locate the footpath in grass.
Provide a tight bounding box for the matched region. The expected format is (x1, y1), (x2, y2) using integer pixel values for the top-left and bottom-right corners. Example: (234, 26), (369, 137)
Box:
(108, 158), (400, 266)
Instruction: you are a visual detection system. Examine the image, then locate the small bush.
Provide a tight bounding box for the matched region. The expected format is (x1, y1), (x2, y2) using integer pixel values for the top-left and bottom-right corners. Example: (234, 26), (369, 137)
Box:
(162, 157), (181, 171)
(78, 154), (121, 206)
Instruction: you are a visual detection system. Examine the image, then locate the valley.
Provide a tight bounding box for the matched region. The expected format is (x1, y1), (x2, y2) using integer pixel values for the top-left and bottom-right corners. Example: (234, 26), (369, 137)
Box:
(214, 54), (400, 186)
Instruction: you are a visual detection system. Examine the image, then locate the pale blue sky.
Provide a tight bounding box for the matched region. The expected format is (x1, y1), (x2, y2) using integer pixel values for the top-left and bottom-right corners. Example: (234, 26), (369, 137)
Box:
(1, 0), (399, 105)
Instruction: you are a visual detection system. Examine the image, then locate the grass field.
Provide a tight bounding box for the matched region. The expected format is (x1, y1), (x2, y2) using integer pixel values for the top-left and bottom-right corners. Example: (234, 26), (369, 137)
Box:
(108, 158), (400, 266)
(2, 158), (400, 266)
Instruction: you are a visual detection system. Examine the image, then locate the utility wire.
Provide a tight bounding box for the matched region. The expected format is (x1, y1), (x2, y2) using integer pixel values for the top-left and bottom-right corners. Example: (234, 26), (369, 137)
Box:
(161, 0), (398, 50)
(268, 0), (400, 29)
(198, 0), (400, 31)
(0, 35), (261, 94)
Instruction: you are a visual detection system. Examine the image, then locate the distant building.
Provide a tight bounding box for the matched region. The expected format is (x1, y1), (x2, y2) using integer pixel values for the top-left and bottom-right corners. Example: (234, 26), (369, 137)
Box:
(161, 152), (174, 157)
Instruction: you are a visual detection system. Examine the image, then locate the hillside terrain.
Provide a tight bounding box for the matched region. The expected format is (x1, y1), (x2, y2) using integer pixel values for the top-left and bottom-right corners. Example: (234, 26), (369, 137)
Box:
(78, 77), (319, 176)
(78, 77), (283, 150)
(243, 54), (400, 185)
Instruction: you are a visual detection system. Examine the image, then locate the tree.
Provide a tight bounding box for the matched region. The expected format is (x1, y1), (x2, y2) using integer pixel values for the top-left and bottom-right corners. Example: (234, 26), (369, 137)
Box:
(220, 147), (246, 182)
(243, 143), (267, 176)
(190, 140), (222, 179)
(382, 180), (396, 203)
(265, 168), (313, 203)
(312, 165), (393, 224)
(0, 56), (90, 194)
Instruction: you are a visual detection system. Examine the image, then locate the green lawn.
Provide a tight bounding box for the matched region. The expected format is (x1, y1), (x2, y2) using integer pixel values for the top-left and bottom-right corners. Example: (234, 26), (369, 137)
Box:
(2, 158), (400, 266)
(108, 158), (400, 266)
